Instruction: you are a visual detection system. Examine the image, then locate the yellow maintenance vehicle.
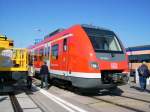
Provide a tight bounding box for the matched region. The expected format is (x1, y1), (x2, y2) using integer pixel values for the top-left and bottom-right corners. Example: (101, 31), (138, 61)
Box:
(0, 34), (28, 92)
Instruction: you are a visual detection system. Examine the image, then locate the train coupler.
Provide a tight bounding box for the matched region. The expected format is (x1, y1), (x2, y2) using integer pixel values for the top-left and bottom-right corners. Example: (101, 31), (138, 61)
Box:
(112, 73), (128, 85)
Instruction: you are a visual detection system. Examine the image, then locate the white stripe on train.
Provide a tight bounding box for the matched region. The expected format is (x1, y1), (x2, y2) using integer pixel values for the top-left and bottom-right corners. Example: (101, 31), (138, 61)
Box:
(35, 68), (101, 78)
(31, 33), (73, 50)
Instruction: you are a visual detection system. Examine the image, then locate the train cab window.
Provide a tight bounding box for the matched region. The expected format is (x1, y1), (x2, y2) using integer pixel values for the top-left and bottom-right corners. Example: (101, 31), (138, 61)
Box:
(82, 26), (123, 53)
(63, 38), (67, 52)
(9, 42), (14, 46)
(52, 44), (59, 59)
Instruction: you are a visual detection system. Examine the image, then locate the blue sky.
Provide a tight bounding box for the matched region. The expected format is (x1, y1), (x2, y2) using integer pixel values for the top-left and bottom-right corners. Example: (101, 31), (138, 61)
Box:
(0, 0), (150, 48)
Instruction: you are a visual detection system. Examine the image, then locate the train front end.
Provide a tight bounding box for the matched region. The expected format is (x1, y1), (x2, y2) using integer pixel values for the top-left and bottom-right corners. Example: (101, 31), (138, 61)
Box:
(82, 25), (129, 89)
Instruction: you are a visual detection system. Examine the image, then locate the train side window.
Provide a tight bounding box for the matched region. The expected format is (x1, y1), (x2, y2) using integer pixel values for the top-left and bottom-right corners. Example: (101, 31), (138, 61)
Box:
(52, 44), (59, 59)
(63, 38), (67, 52)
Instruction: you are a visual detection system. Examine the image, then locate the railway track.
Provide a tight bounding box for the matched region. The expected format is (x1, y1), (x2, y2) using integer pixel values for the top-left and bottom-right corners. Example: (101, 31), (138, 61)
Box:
(89, 90), (150, 112)
(51, 84), (150, 111)
(92, 96), (146, 112)
(9, 93), (23, 112)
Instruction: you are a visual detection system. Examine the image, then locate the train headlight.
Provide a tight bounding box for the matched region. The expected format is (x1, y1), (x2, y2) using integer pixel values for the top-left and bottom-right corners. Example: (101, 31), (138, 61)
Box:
(90, 62), (99, 69)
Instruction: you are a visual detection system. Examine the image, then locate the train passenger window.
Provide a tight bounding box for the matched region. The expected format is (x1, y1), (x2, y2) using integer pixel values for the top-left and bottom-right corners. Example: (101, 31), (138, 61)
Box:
(129, 54), (150, 63)
(52, 44), (59, 59)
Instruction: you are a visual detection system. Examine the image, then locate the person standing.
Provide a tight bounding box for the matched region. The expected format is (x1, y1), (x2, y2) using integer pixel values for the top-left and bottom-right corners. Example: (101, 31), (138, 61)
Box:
(27, 62), (35, 89)
(40, 61), (49, 89)
(137, 61), (150, 91)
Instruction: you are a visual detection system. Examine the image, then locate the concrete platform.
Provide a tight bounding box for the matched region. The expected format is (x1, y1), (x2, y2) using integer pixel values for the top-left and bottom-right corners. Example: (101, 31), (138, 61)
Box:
(0, 95), (13, 112)
(120, 81), (150, 95)
(15, 92), (42, 112)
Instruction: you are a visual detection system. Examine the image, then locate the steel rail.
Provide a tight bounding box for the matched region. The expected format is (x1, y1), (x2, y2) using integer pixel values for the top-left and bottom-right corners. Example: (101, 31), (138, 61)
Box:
(9, 93), (23, 112)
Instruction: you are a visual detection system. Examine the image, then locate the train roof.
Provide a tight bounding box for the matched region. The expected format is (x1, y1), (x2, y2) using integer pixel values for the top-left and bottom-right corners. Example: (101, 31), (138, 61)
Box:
(44, 28), (65, 40)
(43, 24), (113, 40)
(81, 24), (113, 32)
(28, 24), (117, 49)
(126, 45), (150, 52)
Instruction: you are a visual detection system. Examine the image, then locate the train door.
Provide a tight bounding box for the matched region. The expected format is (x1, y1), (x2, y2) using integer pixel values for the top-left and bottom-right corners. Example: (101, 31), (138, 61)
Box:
(61, 38), (69, 77)
(44, 42), (51, 69)
(51, 43), (59, 71)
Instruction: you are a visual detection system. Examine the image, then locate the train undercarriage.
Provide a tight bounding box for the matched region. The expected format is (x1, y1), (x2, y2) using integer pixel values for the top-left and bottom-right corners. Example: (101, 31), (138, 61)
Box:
(0, 71), (27, 92)
(101, 70), (128, 85)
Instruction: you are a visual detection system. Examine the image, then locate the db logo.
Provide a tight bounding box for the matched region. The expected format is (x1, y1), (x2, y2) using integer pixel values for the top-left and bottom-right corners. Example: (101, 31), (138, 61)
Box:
(111, 63), (118, 69)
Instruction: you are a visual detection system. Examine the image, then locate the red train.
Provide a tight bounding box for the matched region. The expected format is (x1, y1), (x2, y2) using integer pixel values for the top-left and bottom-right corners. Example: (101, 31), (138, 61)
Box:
(28, 24), (128, 89)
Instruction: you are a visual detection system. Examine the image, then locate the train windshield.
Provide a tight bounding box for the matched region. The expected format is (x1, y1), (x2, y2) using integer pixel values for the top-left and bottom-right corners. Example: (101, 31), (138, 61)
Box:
(82, 26), (123, 53)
